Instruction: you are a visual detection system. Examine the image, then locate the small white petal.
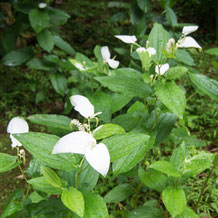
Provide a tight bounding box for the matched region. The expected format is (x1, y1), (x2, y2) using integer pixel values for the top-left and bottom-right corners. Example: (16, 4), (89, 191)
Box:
(101, 46), (111, 61)
(178, 36), (202, 49)
(52, 131), (96, 154)
(39, 3), (47, 8)
(10, 134), (22, 147)
(115, 35), (137, 44)
(107, 59), (119, 69)
(85, 143), (110, 176)
(147, 47), (156, 56)
(155, 64), (169, 75)
(182, 26), (198, 36)
(70, 95), (94, 118)
(7, 117), (29, 134)
(136, 47), (146, 53)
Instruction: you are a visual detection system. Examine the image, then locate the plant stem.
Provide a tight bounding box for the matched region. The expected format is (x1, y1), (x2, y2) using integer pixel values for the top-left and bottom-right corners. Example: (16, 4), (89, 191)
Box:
(75, 165), (89, 189)
(152, 97), (158, 129)
(187, 91), (197, 102)
(134, 181), (142, 208)
(195, 166), (214, 213)
(18, 164), (27, 182)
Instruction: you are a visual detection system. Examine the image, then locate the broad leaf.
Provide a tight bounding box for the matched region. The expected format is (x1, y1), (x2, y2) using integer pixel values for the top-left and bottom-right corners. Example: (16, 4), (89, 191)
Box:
(28, 114), (72, 131)
(47, 8), (70, 26)
(41, 166), (62, 188)
(36, 29), (54, 52)
(2, 47), (34, 66)
(0, 153), (21, 173)
(137, 0), (150, 13)
(165, 6), (177, 27)
(175, 206), (198, 218)
(28, 177), (63, 195)
(150, 160), (181, 177)
(93, 124), (125, 140)
(205, 47), (218, 56)
(102, 133), (150, 162)
(61, 187), (84, 217)
(176, 49), (194, 66)
(162, 186), (186, 217)
(104, 184), (133, 203)
(189, 73), (218, 102)
(138, 168), (168, 192)
(165, 66), (188, 80)
(155, 81), (186, 119)
(14, 132), (80, 171)
(29, 9), (49, 33)
(54, 35), (75, 54)
(111, 68), (143, 80)
(50, 73), (68, 96)
(95, 76), (152, 98)
(148, 23), (170, 64)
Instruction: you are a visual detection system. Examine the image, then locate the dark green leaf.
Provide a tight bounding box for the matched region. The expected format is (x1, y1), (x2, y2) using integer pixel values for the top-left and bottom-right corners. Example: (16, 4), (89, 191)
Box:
(165, 6), (177, 27)
(0, 153), (20, 173)
(176, 50), (194, 66)
(36, 29), (54, 52)
(50, 73), (67, 96)
(165, 66), (188, 80)
(54, 35), (75, 55)
(47, 8), (70, 26)
(137, 0), (151, 13)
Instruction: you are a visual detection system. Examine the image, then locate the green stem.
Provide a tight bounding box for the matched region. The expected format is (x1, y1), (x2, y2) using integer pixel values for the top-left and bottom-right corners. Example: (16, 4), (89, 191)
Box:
(18, 164), (27, 182)
(195, 166), (214, 213)
(22, 183), (31, 206)
(187, 91), (197, 102)
(67, 211), (71, 218)
(152, 97), (158, 129)
(75, 165), (89, 189)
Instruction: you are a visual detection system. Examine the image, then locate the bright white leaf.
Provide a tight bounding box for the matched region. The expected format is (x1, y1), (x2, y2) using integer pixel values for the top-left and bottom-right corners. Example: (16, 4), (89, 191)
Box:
(70, 95), (95, 118)
(182, 26), (198, 36)
(7, 117), (29, 134)
(85, 143), (110, 176)
(107, 59), (119, 69)
(136, 47), (156, 57)
(39, 3), (47, 8)
(115, 35), (137, 44)
(101, 46), (111, 61)
(155, 63), (169, 75)
(52, 131), (96, 155)
(177, 36), (201, 49)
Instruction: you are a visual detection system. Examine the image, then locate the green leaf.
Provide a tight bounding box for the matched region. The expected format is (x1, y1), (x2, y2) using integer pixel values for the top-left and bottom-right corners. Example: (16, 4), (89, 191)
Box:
(111, 68), (143, 80)
(205, 47), (218, 56)
(47, 8), (70, 26)
(87, 92), (112, 123)
(165, 6), (177, 27)
(170, 143), (186, 171)
(102, 133), (150, 162)
(61, 187), (84, 217)
(155, 112), (177, 145)
(126, 205), (163, 218)
(138, 168), (168, 192)
(29, 9), (49, 33)
(137, 0), (150, 13)
(93, 124), (125, 140)
(76, 160), (99, 191)
(41, 166), (62, 188)
(83, 191), (108, 217)
(50, 73), (67, 96)
(127, 101), (145, 117)
(189, 73), (218, 102)
(148, 23), (170, 64)
(113, 141), (150, 176)
(162, 186), (186, 217)
(1, 47), (34, 66)
(112, 113), (140, 131)
(183, 153), (215, 177)
(28, 191), (44, 204)
(104, 184), (133, 203)
(110, 93), (132, 113)
(0, 153), (21, 173)
(13, 132), (80, 171)
(165, 66), (188, 80)
(28, 114), (72, 131)
(95, 76), (152, 98)
(150, 160), (181, 177)
(176, 49), (194, 66)
(213, 154), (218, 167)
(54, 35), (75, 55)
(28, 177), (63, 195)
(36, 29), (54, 52)
(175, 206), (199, 218)
(155, 81), (186, 119)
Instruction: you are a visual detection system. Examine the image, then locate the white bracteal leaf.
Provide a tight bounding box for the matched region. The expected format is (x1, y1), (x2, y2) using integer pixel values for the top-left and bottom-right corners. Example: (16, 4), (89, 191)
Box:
(115, 35), (137, 44)
(177, 36), (201, 49)
(38, 3), (47, 8)
(107, 59), (119, 69)
(70, 95), (95, 118)
(7, 117), (29, 134)
(136, 47), (156, 57)
(101, 46), (111, 61)
(155, 63), (169, 75)
(182, 26), (198, 36)
(85, 143), (110, 176)
(52, 131), (96, 155)
(10, 134), (22, 147)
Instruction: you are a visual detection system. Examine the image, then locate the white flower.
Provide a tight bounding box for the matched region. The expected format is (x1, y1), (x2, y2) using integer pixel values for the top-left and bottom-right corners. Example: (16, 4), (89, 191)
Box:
(155, 63), (169, 75)
(75, 62), (87, 71)
(115, 35), (137, 44)
(182, 26), (198, 36)
(70, 95), (101, 119)
(52, 131), (110, 176)
(177, 36), (202, 49)
(7, 117), (29, 147)
(101, 46), (119, 69)
(136, 47), (156, 56)
(39, 3), (47, 8)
